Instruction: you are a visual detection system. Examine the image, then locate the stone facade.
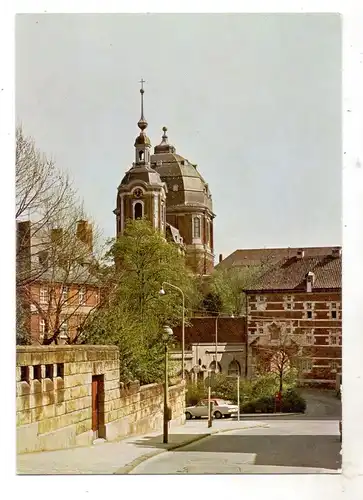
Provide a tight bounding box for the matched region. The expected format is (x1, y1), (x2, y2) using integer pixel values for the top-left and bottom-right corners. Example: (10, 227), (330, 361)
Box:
(16, 345), (185, 454)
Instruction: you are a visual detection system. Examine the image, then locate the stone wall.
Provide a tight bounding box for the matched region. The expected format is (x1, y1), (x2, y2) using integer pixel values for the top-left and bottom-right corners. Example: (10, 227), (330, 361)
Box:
(16, 345), (185, 454)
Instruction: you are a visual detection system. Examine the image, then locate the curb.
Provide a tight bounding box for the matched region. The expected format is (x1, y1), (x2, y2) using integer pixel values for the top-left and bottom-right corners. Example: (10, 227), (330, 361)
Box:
(114, 423), (267, 475)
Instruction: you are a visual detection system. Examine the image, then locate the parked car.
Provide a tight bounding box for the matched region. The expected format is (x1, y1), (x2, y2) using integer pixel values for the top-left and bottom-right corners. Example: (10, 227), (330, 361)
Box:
(185, 399), (239, 420)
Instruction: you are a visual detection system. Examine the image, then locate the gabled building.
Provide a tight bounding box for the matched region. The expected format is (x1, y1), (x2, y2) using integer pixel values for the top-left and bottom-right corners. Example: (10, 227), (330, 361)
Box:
(244, 247), (342, 388)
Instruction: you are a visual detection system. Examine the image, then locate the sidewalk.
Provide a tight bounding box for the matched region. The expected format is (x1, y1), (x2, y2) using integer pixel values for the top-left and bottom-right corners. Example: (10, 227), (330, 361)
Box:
(17, 420), (265, 475)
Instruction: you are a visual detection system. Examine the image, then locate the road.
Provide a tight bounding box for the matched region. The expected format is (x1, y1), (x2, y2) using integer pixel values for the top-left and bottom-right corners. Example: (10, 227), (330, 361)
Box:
(130, 389), (342, 474)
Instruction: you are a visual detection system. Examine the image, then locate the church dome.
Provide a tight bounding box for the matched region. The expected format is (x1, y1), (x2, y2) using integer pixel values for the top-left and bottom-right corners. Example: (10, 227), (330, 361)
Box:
(151, 128), (213, 213)
(120, 164), (163, 187)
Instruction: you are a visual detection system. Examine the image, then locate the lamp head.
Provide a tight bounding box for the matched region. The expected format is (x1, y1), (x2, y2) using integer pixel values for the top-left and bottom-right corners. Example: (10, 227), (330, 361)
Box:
(159, 288), (166, 296)
(162, 325), (173, 342)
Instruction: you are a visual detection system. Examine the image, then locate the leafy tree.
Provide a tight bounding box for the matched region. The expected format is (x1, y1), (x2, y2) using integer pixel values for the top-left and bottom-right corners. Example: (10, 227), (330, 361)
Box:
(207, 263), (271, 317)
(83, 219), (199, 384)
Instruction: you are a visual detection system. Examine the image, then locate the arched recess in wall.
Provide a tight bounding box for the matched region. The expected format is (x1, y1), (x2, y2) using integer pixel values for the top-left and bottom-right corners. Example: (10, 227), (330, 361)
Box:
(209, 360), (222, 373)
(228, 359), (241, 377)
(134, 202), (143, 220)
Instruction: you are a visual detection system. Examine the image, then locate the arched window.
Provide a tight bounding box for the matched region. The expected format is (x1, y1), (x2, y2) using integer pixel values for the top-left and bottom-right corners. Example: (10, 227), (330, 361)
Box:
(193, 217), (201, 239)
(228, 360), (241, 377)
(138, 150), (144, 161)
(134, 202), (143, 220)
(209, 360), (222, 373)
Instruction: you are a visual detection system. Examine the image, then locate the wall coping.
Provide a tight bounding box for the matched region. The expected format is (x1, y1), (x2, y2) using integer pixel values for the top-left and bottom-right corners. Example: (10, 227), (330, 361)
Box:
(16, 345), (119, 353)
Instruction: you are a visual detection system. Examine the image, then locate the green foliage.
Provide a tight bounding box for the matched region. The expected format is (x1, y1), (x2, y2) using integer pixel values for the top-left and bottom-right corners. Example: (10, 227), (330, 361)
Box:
(185, 381), (207, 406)
(241, 389), (306, 414)
(83, 219), (197, 384)
(201, 292), (223, 316)
(207, 265), (268, 316)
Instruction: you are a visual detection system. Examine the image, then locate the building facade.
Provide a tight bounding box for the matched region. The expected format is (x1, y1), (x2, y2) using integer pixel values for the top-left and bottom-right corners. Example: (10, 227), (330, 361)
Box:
(114, 83), (215, 275)
(16, 219), (100, 344)
(245, 247), (342, 388)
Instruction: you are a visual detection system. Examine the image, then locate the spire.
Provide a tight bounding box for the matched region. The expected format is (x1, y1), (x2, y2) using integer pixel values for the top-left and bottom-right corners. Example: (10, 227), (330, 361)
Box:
(154, 126), (176, 154)
(137, 78), (148, 132)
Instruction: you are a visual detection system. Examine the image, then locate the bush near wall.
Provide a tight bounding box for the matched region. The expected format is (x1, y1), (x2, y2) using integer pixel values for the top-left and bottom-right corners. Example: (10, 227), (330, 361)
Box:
(241, 389), (306, 414)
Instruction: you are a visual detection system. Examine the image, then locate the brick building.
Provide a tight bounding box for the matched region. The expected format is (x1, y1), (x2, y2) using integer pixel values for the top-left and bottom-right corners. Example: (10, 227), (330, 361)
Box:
(244, 247), (342, 388)
(16, 219), (100, 344)
(114, 82), (215, 275)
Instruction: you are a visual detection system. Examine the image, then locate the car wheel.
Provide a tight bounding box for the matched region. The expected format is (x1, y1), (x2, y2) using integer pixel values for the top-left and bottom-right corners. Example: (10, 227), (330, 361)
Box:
(185, 412), (192, 420)
(214, 410), (222, 419)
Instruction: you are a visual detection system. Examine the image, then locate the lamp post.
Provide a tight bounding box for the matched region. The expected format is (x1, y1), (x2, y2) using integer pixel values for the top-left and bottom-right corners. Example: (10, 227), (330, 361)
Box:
(162, 325), (173, 444)
(159, 282), (185, 379)
(207, 369), (213, 428)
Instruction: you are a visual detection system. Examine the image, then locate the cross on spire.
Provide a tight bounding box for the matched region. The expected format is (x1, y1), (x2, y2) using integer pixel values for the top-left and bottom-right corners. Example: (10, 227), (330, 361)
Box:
(137, 78), (147, 131)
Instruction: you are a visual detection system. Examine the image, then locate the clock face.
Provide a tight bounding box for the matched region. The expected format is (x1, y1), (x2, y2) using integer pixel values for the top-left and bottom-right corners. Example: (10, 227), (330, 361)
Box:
(134, 188), (143, 198)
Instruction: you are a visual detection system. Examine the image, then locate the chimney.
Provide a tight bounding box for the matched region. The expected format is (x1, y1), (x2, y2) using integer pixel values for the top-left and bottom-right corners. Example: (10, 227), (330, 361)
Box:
(219, 254), (223, 263)
(306, 271), (315, 293)
(297, 248), (305, 259)
(76, 220), (93, 252)
(332, 247), (342, 258)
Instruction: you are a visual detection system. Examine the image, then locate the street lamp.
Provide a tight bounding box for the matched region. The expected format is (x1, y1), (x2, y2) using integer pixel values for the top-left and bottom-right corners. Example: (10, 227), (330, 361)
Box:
(159, 282), (185, 379)
(162, 325), (173, 444)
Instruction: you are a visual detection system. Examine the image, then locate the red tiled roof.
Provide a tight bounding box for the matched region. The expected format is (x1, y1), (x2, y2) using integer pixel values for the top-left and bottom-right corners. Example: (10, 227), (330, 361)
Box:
(245, 254), (342, 292)
(172, 317), (246, 347)
(216, 247), (340, 270)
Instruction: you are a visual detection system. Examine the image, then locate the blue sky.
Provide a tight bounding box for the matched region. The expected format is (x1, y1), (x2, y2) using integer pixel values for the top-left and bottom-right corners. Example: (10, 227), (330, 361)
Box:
(16, 13), (342, 260)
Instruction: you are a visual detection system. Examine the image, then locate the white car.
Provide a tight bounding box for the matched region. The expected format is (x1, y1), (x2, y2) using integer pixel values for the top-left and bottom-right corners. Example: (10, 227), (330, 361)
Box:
(185, 399), (238, 420)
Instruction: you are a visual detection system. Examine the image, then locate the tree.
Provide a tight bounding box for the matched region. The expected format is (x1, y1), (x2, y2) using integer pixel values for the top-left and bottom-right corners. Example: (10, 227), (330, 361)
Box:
(16, 126), (76, 287)
(207, 263), (270, 317)
(82, 219), (199, 384)
(251, 322), (311, 394)
(16, 126), (104, 344)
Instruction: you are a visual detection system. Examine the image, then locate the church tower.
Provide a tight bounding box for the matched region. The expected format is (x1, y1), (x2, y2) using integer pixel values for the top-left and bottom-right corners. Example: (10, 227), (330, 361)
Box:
(114, 81), (167, 237)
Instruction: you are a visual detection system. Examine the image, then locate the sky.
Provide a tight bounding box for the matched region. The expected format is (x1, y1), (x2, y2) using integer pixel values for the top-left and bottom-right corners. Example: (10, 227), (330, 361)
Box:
(16, 13), (342, 260)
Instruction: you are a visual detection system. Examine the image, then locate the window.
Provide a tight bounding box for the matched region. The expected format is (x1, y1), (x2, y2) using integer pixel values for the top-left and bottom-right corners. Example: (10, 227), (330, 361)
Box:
(39, 319), (46, 335)
(286, 303), (292, 310)
(329, 302), (339, 320)
(173, 184), (178, 191)
(79, 287), (86, 305)
(138, 150), (144, 161)
(228, 360), (241, 377)
(330, 360), (339, 371)
(306, 333), (314, 345)
(134, 202), (143, 220)
(284, 295), (294, 310)
(20, 366), (30, 383)
(59, 319), (68, 338)
(193, 217), (201, 239)
(331, 310), (337, 319)
(301, 358), (313, 372)
(61, 286), (68, 303)
(305, 302), (314, 319)
(45, 364), (54, 379)
(329, 333), (339, 346)
(40, 288), (48, 304)
(33, 365), (41, 381)
(258, 326), (264, 335)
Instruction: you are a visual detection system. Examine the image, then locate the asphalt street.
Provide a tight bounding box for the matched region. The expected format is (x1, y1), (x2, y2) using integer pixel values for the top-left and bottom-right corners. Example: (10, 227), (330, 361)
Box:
(130, 389), (342, 474)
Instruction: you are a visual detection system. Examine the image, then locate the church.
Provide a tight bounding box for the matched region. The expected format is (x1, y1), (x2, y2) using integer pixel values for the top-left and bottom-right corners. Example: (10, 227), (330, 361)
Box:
(114, 82), (215, 275)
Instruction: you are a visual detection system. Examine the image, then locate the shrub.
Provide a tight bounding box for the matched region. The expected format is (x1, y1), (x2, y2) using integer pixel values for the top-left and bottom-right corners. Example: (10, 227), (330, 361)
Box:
(241, 389), (306, 414)
(185, 381), (207, 406)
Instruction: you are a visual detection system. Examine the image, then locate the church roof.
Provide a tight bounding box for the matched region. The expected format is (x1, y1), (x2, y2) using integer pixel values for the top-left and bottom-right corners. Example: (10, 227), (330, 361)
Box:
(120, 165), (163, 187)
(150, 128), (213, 212)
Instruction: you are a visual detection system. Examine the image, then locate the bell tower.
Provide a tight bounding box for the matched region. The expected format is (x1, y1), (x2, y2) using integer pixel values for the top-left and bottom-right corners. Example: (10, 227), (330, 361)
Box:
(114, 81), (167, 238)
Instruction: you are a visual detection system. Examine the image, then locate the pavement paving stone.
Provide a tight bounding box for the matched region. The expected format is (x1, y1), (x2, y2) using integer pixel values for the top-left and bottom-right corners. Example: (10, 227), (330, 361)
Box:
(17, 420), (263, 475)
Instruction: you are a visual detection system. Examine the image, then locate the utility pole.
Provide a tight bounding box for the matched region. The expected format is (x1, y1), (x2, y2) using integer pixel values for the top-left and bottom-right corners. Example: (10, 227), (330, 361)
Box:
(163, 342), (169, 443)
(237, 374), (240, 421)
(215, 315), (218, 373)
